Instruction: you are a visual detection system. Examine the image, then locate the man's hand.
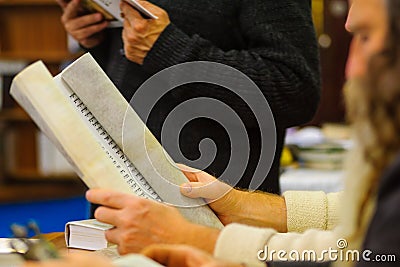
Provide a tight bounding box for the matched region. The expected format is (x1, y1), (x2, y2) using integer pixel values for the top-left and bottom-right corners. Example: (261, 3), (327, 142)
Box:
(86, 189), (220, 255)
(121, 0), (170, 64)
(143, 244), (244, 267)
(56, 0), (109, 48)
(178, 164), (246, 226)
(179, 165), (288, 232)
(23, 252), (114, 267)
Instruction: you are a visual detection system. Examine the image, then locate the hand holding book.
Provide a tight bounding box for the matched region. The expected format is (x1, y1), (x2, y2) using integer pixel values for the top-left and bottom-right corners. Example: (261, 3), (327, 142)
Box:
(57, 0), (110, 48)
(120, 0), (169, 64)
(56, 0), (159, 48)
(57, 0), (157, 21)
(86, 189), (221, 254)
(10, 52), (241, 267)
(79, 0), (158, 21)
(122, 0), (158, 19)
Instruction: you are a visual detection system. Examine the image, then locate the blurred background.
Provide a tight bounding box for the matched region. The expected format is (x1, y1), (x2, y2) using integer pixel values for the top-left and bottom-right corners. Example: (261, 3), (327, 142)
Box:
(0, 0), (351, 237)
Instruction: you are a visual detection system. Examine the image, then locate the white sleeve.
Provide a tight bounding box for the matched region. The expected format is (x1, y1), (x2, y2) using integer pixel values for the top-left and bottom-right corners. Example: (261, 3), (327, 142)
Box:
(214, 223), (339, 265)
(283, 191), (342, 232)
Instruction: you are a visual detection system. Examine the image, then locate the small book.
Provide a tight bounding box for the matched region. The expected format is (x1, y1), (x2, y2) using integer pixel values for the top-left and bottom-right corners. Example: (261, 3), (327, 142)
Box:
(10, 53), (223, 230)
(81, 0), (158, 21)
(65, 219), (113, 250)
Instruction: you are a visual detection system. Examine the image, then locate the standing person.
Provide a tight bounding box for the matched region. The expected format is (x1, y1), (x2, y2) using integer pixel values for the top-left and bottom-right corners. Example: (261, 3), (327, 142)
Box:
(56, 0), (320, 194)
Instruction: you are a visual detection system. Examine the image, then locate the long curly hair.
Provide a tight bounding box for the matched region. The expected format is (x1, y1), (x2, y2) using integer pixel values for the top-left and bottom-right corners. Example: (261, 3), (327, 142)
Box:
(344, 0), (400, 233)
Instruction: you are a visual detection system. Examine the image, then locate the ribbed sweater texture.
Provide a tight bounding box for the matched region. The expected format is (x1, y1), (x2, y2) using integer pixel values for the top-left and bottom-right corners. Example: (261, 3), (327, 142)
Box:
(89, 0), (320, 193)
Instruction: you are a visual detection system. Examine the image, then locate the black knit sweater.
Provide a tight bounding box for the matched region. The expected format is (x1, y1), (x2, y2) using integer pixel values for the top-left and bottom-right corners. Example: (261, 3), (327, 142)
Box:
(89, 0), (320, 193)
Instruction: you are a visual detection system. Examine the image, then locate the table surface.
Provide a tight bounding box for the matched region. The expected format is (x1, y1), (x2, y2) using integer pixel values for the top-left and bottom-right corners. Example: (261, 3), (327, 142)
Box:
(43, 232), (91, 254)
(0, 233), (94, 267)
(43, 232), (66, 249)
(43, 232), (120, 259)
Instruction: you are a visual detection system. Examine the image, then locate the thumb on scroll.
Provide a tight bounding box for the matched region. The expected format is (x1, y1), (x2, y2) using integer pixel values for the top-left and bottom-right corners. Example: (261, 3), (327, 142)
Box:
(177, 164), (233, 203)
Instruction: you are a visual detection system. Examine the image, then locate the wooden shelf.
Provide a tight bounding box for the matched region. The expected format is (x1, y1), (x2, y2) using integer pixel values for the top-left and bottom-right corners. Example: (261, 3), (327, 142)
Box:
(0, 0), (57, 6)
(0, 179), (87, 203)
(0, 0), (86, 204)
(0, 108), (31, 122)
(0, 3), (71, 63)
(5, 170), (79, 182)
(0, 51), (75, 63)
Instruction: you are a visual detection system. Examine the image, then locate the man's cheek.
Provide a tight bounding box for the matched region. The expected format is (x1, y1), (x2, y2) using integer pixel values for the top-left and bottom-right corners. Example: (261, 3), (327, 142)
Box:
(346, 43), (367, 79)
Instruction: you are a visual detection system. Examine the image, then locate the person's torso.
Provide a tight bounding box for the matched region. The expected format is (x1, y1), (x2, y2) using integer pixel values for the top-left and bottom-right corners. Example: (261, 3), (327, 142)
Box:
(151, 0), (245, 51)
(102, 0), (284, 193)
